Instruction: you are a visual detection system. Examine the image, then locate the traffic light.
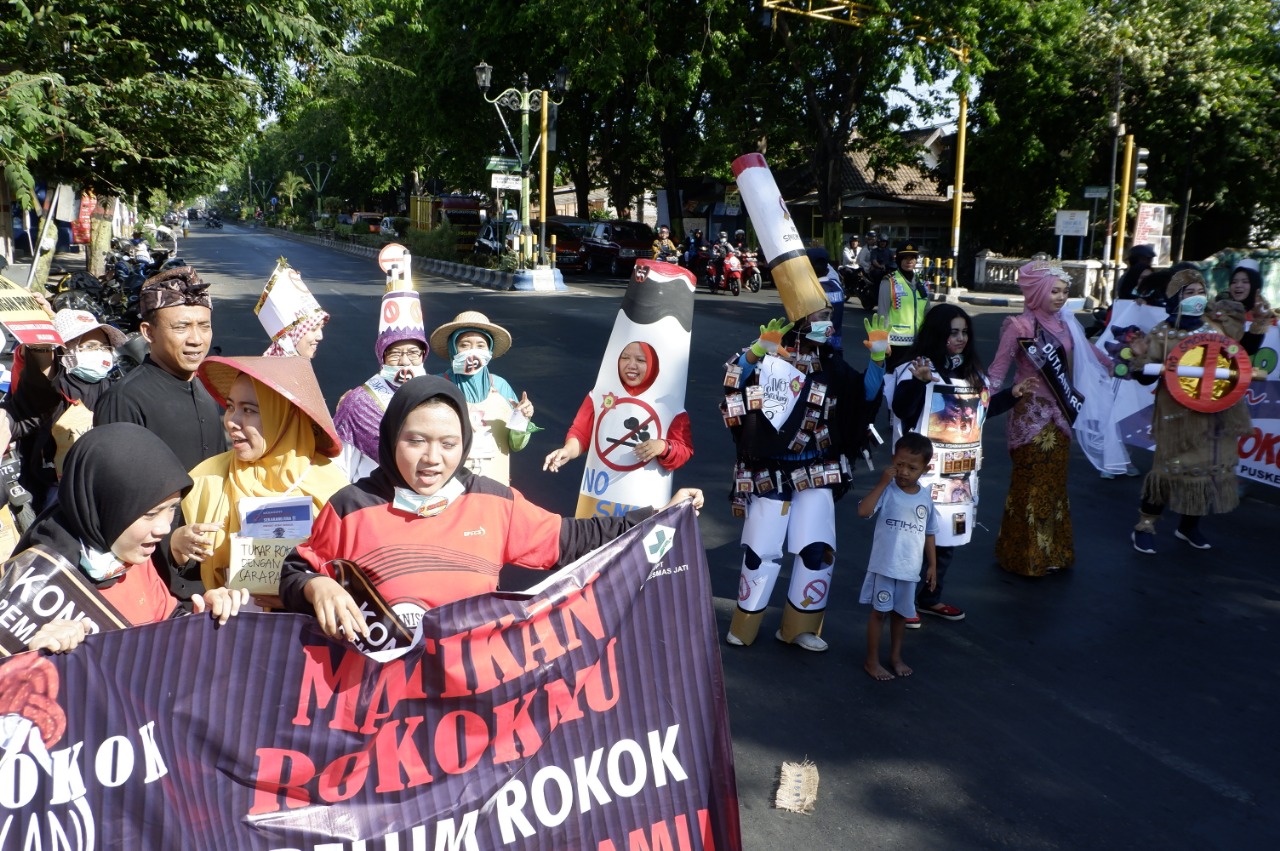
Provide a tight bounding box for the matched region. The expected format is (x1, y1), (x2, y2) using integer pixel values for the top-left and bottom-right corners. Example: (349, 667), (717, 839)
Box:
(1132, 147), (1150, 192)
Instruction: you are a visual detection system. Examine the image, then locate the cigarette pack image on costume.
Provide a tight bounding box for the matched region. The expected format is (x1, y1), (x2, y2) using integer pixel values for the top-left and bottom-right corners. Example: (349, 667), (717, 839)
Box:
(572, 260), (696, 518)
(255, 258), (328, 357)
(722, 313), (886, 651)
(731, 153), (830, 322)
(331, 246), (427, 482)
(885, 367), (989, 547)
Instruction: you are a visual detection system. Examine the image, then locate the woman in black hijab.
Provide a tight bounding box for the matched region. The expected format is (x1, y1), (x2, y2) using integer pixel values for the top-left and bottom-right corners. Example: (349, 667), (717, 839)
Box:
(280, 376), (703, 641)
(15, 422), (248, 653)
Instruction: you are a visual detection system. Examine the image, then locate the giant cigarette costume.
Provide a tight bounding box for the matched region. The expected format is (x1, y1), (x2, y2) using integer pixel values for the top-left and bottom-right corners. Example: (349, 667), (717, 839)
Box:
(731, 153), (830, 322)
(573, 260), (696, 518)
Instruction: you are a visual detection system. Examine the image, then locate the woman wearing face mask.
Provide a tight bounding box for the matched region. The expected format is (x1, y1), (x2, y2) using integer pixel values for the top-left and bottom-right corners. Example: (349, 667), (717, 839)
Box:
(1217, 259), (1272, 325)
(987, 261), (1116, 577)
(14, 423), (248, 653)
(1128, 269), (1275, 553)
(888, 305), (1036, 623)
(170, 356), (349, 594)
(0, 310), (127, 515)
(332, 288), (429, 481)
(543, 341), (693, 476)
(430, 311), (536, 486)
(280, 376), (703, 638)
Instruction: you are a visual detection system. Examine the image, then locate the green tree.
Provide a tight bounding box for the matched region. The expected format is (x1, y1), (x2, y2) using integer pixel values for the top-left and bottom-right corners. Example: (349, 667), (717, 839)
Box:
(277, 172), (310, 208)
(1, 0), (367, 277)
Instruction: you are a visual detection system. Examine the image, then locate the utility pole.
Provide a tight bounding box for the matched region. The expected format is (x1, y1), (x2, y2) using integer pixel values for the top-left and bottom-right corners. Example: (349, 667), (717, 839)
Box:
(1102, 54), (1124, 297)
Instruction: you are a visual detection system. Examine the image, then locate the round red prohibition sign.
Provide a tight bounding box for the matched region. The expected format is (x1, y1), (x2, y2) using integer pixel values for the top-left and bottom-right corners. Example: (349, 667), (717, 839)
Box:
(593, 397), (663, 472)
(800, 579), (829, 608)
(378, 242), (409, 272)
(382, 300), (400, 324)
(1162, 331), (1252, 413)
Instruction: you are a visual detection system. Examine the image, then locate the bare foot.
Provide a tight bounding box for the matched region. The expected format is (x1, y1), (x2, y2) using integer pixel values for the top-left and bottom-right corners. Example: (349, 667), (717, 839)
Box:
(864, 662), (895, 681)
(891, 660), (913, 677)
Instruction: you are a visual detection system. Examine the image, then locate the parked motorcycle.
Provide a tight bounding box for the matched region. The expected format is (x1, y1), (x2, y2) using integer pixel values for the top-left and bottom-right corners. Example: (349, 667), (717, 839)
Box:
(741, 250), (763, 293)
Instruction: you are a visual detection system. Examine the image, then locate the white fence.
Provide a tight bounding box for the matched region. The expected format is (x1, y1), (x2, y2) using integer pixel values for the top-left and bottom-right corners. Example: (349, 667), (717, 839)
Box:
(973, 250), (1110, 303)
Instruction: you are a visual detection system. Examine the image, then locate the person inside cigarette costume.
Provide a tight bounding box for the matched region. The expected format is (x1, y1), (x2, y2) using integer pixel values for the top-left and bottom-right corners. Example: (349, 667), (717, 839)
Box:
(722, 312), (888, 651)
(544, 260), (696, 518)
(1125, 269), (1275, 553)
(256, 259), (329, 359)
(332, 258), (428, 482)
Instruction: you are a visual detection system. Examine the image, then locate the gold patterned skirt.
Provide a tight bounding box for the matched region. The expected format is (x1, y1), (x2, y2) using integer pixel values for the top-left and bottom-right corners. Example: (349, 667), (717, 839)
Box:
(996, 425), (1073, 576)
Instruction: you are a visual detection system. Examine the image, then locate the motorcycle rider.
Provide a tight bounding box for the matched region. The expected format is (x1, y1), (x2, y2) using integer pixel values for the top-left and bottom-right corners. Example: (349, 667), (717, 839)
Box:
(732, 229), (750, 254)
(652, 225), (679, 261)
(130, 231), (153, 265)
(711, 230), (736, 287)
(868, 234), (894, 285)
(683, 228), (705, 267)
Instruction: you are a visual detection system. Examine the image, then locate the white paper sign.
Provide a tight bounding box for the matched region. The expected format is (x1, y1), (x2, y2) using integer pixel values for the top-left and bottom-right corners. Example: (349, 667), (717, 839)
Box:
(227, 536), (305, 595)
(757, 355), (805, 432)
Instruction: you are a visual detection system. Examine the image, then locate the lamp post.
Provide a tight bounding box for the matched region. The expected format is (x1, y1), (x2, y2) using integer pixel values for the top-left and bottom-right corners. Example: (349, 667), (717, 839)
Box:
(251, 179), (271, 214)
(475, 62), (568, 266)
(298, 152), (337, 224)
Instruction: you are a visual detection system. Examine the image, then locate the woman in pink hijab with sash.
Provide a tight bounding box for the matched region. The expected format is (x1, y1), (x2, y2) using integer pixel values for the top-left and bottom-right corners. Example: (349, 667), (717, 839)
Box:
(988, 260), (1114, 576)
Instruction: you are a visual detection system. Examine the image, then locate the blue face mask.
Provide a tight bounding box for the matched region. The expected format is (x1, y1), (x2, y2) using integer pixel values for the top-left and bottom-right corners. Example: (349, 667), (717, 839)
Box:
(1179, 295), (1208, 317)
(805, 320), (833, 343)
(80, 542), (127, 582)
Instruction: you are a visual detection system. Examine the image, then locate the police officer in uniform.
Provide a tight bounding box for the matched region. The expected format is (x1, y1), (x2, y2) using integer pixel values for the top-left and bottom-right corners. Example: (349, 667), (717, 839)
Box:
(877, 243), (929, 370)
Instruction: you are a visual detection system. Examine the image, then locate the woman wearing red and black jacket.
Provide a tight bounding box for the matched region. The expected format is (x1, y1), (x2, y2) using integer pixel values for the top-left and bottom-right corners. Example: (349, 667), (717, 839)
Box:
(280, 376), (702, 638)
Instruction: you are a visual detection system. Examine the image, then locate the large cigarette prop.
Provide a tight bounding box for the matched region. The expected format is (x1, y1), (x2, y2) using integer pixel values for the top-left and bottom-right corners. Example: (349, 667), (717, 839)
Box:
(575, 260), (696, 518)
(731, 153), (830, 322)
(1141, 364), (1262, 380)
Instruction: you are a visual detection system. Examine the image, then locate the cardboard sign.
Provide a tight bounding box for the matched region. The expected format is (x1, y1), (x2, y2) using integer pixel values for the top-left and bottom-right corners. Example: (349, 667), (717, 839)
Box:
(227, 537), (303, 596)
(0, 546), (128, 655)
(0, 275), (61, 347)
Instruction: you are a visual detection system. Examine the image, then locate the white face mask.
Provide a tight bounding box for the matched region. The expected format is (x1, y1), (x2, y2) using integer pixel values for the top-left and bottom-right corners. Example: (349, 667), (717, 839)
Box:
(70, 350), (116, 383)
(804, 320), (833, 343)
(1179, 295), (1208, 317)
(380, 363), (426, 386)
(451, 348), (492, 374)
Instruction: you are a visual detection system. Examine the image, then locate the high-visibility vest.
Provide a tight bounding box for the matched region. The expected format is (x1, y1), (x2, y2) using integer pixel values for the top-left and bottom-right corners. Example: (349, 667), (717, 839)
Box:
(886, 271), (929, 348)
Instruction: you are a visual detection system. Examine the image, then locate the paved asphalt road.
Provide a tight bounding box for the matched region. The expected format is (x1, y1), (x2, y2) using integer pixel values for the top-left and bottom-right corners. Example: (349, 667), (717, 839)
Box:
(183, 225), (1277, 850)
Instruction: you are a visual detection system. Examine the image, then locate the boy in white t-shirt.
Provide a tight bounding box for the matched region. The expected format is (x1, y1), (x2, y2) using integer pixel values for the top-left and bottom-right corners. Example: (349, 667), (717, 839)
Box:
(857, 432), (938, 680)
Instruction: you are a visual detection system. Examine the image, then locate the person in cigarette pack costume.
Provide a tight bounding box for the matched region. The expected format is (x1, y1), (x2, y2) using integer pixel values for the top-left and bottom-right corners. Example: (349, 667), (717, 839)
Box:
(544, 260), (696, 517)
(256, 258), (329, 358)
(332, 257), (428, 482)
(722, 311), (888, 651)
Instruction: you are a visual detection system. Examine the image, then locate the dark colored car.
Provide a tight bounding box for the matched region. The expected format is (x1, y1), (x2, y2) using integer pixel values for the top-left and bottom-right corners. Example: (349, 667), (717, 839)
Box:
(545, 220), (589, 272)
(581, 220), (655, 277)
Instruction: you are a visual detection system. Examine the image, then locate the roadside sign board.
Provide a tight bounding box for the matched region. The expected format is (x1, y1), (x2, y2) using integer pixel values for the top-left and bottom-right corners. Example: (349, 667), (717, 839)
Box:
(1054, 210), (1089, 237)
(491, 173), (521, 191)
(1083, 185), (1108, 199)
(485, 156), (521, 172)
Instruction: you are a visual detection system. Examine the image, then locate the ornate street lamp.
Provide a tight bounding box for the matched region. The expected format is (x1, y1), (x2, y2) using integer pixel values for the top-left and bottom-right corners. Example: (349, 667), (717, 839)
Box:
(298, 152), (338, 223)
(475, 62), (569, 266)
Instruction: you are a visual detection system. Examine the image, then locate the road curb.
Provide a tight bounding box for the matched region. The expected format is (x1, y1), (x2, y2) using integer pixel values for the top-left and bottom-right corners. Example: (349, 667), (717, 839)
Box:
(263, 228), (562, 292)
(960, 293), (1024, 307)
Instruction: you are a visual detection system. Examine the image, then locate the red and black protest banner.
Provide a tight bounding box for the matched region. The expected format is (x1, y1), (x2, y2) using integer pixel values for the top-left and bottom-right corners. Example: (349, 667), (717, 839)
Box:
(0, 503), (740, 850)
